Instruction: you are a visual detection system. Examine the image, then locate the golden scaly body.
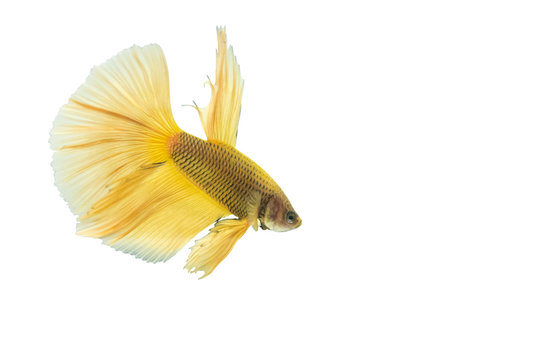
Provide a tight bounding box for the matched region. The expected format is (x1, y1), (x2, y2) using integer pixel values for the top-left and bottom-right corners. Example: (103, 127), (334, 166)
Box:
(169, 132), (281, 219)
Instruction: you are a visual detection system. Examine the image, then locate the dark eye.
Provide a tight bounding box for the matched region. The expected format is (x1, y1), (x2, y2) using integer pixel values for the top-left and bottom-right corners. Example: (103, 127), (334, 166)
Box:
(286, 211), (296, 224)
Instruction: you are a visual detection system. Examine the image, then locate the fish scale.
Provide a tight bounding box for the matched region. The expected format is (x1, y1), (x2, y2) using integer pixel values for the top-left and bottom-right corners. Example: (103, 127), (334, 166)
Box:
(169, 132), (280, 218)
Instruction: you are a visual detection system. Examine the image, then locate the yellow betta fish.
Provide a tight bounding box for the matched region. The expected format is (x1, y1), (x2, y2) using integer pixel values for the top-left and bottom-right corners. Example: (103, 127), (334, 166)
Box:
(50, 28), (301, 278)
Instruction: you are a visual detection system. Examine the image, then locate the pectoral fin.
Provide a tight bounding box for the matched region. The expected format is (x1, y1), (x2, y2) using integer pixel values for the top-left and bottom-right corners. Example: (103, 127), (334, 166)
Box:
(246, 191), (262, 231)
(185, 218), (250, 278)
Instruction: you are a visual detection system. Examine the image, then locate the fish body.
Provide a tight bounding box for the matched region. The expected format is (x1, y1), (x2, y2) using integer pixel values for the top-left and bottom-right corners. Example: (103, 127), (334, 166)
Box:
(50, 28), (301, 278)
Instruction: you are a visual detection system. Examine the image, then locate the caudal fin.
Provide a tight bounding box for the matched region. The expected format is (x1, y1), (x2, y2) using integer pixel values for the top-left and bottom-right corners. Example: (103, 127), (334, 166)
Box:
(50, 44), (228, 262)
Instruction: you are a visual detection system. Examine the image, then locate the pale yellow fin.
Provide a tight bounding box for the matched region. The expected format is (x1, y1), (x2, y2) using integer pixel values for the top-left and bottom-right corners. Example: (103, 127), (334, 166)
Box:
(194, 27), (244, 147)
(185, 218), (250, 278)
(51, 44), (179, 216)
(78, 162), (229, 262)
(50, 44), (229, 262)
(246, 191), (262, 231)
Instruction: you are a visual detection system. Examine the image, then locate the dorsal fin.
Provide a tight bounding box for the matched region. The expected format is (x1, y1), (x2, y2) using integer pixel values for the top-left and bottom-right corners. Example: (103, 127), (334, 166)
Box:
(194, 27), (244, 147)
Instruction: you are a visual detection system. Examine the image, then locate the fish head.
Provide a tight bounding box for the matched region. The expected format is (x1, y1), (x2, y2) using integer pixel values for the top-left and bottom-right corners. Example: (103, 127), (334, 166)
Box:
(261, 194), (302, 232)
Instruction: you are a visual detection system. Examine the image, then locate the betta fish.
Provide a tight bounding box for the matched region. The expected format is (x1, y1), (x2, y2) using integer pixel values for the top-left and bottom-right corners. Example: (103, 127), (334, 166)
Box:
(50, 28), (301, 278)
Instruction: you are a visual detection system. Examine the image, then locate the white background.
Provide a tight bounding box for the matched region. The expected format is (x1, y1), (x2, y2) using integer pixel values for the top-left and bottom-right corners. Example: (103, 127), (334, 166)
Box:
(1, 1), (540, 359)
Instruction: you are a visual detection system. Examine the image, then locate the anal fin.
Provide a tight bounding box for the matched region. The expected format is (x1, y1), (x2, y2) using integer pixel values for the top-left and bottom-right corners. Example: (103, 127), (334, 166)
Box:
(185, 218), (250, 278)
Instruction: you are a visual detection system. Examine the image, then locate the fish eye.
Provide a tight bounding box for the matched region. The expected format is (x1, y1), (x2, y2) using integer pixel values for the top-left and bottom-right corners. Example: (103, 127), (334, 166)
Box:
(286, 211), (296, 224)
